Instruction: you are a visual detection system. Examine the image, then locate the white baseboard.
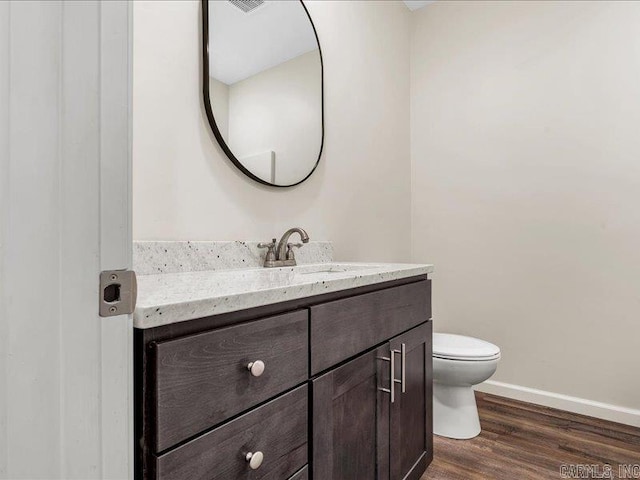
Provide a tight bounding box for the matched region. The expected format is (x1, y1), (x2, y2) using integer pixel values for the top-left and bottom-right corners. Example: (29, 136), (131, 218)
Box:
(475, 380), (640, 428)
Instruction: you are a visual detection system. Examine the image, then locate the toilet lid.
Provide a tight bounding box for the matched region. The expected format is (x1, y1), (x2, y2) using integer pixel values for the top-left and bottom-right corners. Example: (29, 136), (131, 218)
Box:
(433, 333), (501, 361)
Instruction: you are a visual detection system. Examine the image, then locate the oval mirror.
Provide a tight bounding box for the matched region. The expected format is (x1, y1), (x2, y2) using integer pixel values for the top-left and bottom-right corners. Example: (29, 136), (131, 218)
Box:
(202, 0), (324, 187)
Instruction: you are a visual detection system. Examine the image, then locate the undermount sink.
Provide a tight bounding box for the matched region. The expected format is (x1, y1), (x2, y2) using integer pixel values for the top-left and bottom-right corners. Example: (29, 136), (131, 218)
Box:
(293, 263), (380, 275)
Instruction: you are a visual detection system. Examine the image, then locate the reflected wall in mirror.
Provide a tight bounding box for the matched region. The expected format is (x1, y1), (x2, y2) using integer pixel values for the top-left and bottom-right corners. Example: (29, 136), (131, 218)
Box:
(203, 0), (324, 187)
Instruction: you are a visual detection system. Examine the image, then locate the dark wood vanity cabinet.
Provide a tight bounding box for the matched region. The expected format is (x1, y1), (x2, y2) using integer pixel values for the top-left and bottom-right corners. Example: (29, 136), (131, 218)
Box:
(156, 386), (308, 480)
(390, 323), (433, 480)
(312, 345), (389, 480)
(312, 323), (432, 480)
(135, 276), (432, 480)
(151, 310), (308, 452)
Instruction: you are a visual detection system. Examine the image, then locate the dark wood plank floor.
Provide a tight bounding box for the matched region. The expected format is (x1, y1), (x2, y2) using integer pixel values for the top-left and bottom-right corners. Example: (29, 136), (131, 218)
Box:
(421, 392), (640, 480)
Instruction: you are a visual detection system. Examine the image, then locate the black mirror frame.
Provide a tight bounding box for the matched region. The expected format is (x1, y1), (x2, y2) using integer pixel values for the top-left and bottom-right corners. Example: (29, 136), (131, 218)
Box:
(201, 0), (324, 188)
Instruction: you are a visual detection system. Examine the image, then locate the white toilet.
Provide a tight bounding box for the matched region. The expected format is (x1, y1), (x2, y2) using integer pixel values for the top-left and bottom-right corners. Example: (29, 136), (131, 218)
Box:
(432, 333), (501, 440)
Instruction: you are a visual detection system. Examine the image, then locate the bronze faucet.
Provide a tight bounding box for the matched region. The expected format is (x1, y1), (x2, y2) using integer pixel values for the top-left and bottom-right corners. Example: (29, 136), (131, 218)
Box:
(258, 228), (310, 267)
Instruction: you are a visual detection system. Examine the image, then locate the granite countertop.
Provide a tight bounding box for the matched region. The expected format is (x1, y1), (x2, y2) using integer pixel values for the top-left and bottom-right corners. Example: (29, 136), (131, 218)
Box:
(134, 262), (434, 329)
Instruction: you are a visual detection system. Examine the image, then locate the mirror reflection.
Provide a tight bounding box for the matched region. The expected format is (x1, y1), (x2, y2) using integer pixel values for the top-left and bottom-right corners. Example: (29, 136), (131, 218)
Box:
(206, 0), (323, 186)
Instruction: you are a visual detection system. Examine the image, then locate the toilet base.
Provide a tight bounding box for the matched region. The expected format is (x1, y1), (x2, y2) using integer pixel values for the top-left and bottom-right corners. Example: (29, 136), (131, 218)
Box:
(433, 382), (481, 439)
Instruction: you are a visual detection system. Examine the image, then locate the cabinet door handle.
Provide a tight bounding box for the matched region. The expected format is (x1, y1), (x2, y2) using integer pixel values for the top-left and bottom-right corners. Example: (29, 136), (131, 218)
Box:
(400, 343), (406, 393)
(247, 360), (265, 377)
(377, 354), (395, 403)
(391, 344), (406, 394)
(245, 451), (264, 470)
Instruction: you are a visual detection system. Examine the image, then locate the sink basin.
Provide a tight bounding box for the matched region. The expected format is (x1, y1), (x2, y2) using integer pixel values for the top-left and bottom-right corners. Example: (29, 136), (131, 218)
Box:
(293, 263), (380, 275)
(298, 269), (348, 275)
(294, 263), (378, 275)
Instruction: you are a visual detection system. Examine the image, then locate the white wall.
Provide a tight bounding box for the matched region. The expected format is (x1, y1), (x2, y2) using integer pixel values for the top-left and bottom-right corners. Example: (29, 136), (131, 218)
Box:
(411, 1), (640, 414)
(133, 0), (412, 263)
(227, 50), (322, 185)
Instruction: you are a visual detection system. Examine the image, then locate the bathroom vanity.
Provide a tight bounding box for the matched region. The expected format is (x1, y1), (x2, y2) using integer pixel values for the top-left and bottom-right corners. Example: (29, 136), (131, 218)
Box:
(133, 242), (433, 480)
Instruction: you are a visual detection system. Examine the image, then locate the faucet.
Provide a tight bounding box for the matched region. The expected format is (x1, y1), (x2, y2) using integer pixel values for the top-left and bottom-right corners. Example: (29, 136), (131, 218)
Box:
(258, 227), (310, 267)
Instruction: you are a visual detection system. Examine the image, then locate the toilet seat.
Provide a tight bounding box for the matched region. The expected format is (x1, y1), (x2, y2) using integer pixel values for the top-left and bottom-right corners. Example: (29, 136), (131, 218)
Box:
(433, 333), (501, 362)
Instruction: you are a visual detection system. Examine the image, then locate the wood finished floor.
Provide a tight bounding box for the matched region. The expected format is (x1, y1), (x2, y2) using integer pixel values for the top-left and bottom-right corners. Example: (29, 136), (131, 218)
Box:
(421, 392), (640, 480)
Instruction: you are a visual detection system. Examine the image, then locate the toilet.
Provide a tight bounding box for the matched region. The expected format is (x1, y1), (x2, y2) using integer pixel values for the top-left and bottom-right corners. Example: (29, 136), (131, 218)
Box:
(432, 333), (501, 440)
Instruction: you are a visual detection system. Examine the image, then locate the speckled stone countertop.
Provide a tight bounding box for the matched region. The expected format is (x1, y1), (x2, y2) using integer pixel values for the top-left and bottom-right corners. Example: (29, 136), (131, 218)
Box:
(134, 262), (434, 329)
(133, 240), (334, 275)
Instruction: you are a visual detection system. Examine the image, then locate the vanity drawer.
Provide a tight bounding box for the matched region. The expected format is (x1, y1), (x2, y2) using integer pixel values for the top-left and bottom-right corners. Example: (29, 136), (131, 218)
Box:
(151, 310), (308, 451)
(155, 385), (308, 480)
(310, 280), (431, 374)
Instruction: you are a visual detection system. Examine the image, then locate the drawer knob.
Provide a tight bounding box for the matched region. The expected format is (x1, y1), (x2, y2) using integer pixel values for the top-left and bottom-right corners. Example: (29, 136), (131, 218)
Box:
(245, 451), (264, 470)
(247, 360), (265, 377)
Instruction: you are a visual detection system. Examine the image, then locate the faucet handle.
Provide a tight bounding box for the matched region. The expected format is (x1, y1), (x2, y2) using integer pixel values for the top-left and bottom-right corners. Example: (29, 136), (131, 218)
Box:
(258, 239), (277, 263)
(286, 242), (304, 261)
(257, 238), (276, 249)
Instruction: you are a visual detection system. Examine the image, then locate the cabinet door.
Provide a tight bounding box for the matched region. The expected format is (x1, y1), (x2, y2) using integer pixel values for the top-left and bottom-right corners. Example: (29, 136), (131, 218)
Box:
(312, 345), (390, 480)
(389, 322), (433, 480)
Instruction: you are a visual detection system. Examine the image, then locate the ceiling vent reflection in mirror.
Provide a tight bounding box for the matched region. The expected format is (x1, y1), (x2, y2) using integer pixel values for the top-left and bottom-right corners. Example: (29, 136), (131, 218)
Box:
(229, 0), (266, 14)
